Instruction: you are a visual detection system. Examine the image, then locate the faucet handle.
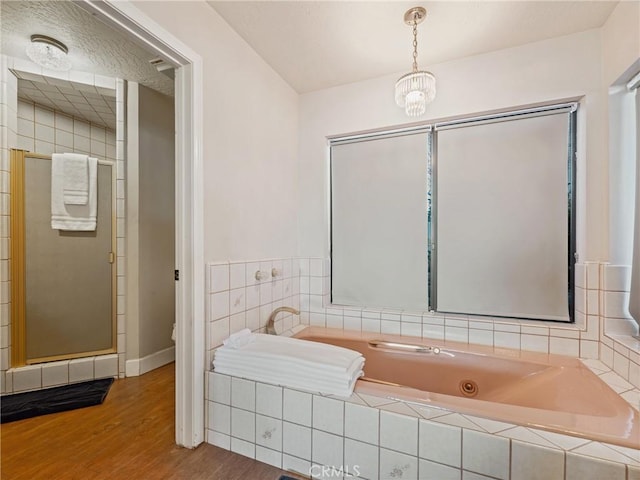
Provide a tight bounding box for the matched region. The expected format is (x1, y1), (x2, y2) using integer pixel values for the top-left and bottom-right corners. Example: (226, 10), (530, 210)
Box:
(271, 267), (279, 278)
(255, 270), (266, 281)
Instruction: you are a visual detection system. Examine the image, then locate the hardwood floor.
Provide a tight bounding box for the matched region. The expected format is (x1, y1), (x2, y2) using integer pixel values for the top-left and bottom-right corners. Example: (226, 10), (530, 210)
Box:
(1, 363), (299, 480)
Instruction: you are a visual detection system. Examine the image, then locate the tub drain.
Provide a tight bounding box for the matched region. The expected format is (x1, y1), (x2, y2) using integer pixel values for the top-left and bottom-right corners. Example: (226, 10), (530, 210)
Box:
(459, 380), (478, 397)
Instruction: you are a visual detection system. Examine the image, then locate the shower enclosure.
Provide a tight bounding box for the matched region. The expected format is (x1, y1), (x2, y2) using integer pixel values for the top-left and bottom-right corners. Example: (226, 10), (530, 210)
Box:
(10, 149), (116, 366)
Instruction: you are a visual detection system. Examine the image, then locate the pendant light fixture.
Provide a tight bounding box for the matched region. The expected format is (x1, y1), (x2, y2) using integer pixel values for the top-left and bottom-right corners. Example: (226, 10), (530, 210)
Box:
(26, 34), (72, 72)
(395, 7), (436, 117)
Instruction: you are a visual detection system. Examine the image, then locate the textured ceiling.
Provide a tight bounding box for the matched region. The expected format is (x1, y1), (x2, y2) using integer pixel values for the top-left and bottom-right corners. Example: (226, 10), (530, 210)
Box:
(0, 1), (174, 97)
(208, 1), (618, 93)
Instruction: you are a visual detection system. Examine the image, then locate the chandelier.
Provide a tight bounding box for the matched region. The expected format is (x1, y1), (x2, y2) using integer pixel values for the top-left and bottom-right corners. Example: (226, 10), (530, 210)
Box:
(395, 7), (436, 117)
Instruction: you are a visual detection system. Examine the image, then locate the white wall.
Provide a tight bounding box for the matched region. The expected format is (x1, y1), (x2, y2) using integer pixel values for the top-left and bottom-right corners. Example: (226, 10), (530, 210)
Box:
(132, 1), (299, 262)
(298, 30), (605, 262)
(602, 1), (640, 265)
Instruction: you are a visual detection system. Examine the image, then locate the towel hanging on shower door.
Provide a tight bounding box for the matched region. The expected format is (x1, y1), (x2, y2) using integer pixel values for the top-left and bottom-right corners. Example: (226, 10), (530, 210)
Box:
(51, 153), (98, 231)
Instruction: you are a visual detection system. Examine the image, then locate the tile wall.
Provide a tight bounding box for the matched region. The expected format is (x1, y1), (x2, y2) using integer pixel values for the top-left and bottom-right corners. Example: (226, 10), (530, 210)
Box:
(0, 55), (126, 393)
(205, 257), (302, 367)
(206, 366), (639, 480)
(296, 258), (640, 392)
(206, 257), (639, 478)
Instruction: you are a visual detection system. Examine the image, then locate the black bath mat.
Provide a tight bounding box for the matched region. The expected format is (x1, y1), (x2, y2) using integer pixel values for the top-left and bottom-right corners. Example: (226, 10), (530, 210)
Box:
(1, 377), (114, 423)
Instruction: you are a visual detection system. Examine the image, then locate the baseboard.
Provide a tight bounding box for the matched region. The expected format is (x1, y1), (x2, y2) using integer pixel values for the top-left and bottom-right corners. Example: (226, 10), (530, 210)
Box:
(125, 346), (175, 377)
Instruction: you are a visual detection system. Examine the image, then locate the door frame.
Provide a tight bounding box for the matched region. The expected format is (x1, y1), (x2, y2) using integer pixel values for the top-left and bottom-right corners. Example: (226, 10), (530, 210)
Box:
(77, 0), (205, 448)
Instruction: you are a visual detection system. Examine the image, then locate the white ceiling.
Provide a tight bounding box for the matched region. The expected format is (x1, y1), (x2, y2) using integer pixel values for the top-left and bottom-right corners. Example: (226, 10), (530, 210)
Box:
(0, 1), (174, 97)
(208, 1), (618, 94)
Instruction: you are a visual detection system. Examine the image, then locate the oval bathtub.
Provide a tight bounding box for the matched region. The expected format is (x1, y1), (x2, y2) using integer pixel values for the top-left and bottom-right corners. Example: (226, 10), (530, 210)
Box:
(293, 326), (639, 449)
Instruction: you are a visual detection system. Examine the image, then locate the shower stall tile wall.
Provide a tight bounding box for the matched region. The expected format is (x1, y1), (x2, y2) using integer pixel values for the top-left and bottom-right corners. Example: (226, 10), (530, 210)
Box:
(205, 258), (301, 367)
(0, 55), (126, 393)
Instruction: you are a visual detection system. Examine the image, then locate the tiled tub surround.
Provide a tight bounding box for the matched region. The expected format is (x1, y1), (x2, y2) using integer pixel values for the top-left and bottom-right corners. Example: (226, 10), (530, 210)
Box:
(0, 56), (126, 393)
(294, 327), (639, 448)
(206, 258), (302, 368)
(206, 258), (639, 478)
(206, 365), (639, 480)
(297, 259), (640, 394)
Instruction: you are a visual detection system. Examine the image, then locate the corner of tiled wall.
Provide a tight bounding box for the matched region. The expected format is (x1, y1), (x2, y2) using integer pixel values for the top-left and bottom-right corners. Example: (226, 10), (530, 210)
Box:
(0, 55), (18, 394)
(205, 258), (301, 369)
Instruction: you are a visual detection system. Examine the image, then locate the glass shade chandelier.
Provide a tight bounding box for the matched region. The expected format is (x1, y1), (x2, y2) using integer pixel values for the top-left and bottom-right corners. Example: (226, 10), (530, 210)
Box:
(395, 7), (436, 117)
(26, 35), (71, 71)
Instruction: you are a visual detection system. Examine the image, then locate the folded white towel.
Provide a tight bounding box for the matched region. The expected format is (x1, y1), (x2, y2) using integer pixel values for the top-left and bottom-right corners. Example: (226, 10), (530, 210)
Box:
(213, 363), (362, 397)
(59, 153), (89, 205)
(223, 328), (255, 348)
(51, 155), (98, 231)
(213, 332), (365, 397)
(219, 333), (362, 373)
(214, 354), (364, 384)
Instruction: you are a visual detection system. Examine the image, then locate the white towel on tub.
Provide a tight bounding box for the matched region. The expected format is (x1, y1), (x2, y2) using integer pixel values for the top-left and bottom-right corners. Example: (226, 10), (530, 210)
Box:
(213, 332), (365, 397)
(218, 333), (362, 372)
(51, 155), (98, 231)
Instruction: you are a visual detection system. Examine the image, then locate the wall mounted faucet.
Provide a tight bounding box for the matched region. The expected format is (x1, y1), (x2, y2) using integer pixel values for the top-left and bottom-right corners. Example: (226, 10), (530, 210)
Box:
(266, 306), (300, 335)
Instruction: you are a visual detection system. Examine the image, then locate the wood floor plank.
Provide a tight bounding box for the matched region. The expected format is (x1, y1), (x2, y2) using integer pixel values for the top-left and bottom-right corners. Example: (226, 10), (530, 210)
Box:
(1, 363), (302, 480)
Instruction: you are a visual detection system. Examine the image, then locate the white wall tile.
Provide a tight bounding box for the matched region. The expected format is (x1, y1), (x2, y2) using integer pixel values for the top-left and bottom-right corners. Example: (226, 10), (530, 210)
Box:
(462, 430), (509, 480)
(419, 459), (460, 480)
(418, 420), (461, 468)
(521, 334), (548, 353)
(379, 448), (418, 480)
(210, 264), (230, 293)
(207, 430), (230, 450)
(345, 438), (379, 480)
(565, 453), (625, 480)
(94, 354), (118, 378)
(209, 401), (230, 434)
(12, 365), (42, 391)
(231, 377), (255, 411)
(210, 291), (230, 320)
(255, 414), (282, 450)
(345, 402), (379, 445)
(231, 407), (255, 442)
(69, 357), (93, 382)
(256, 383), (282, 419)
(283, 388), (313, 426)
(283, 422), (312, 460)
(256, 446), (282, 469)
(283, 454), (311, 478)
(230, 437), (255, 459)
(380, 411), (418, 456)
(511, 441), (564, 480)
(312, 430), (343, 469)
(549, 337), (579, 357)
(208, 372), (231, 405)
(312, 395), (344, 435)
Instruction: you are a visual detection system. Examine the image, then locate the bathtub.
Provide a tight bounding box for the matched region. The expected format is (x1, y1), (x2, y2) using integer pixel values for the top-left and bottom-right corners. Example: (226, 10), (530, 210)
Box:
(294, 327), (639, 449)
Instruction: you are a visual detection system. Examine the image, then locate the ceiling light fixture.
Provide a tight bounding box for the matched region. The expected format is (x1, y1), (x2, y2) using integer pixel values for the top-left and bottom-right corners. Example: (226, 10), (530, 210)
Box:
(395, 7), (436, 117)
(26, 34), (71, 71)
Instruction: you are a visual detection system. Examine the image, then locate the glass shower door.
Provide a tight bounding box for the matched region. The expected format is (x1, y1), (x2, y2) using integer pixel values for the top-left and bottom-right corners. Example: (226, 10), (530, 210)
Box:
(11, 150), (116, 365)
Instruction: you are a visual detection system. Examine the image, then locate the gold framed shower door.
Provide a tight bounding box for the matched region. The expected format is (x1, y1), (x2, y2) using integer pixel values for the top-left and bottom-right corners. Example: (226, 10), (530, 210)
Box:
(10, 149), (117, 367)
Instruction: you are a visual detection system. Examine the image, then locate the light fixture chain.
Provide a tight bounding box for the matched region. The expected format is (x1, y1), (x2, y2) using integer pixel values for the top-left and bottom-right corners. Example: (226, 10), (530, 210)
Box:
(412, 18), (419, 73)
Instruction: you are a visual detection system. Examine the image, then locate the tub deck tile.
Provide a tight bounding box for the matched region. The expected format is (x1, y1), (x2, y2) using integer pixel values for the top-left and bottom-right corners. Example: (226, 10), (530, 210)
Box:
(532, 428), (592, 450)
(431, 413), (485, 432)
(496, 426), (559, 449)
(464, 415), (514, 434)
(571, 442), (640, 467)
